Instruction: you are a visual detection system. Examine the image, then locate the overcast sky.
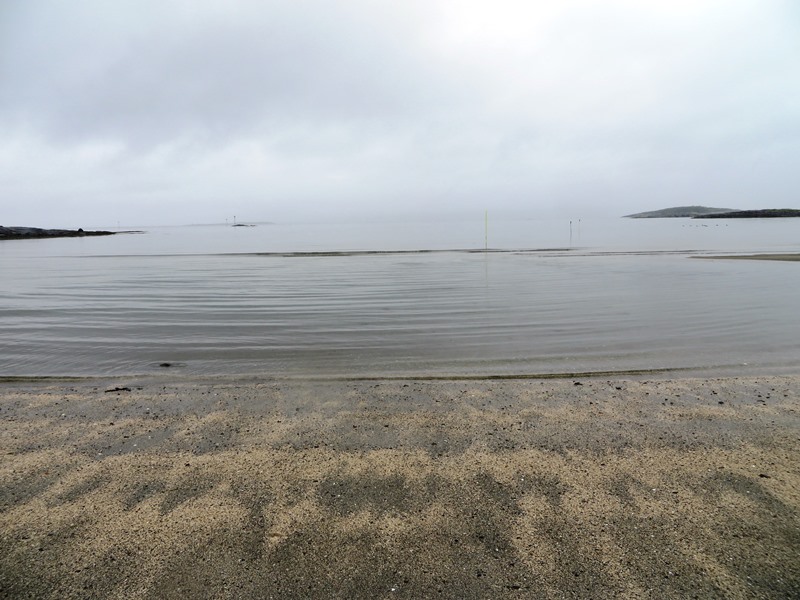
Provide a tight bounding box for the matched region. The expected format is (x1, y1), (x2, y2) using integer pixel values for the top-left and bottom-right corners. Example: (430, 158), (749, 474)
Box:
(1, 0), (798, 227)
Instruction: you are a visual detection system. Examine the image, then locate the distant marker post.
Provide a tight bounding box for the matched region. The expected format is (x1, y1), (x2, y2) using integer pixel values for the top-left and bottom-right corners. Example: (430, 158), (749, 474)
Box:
(485, 210), (488, 251)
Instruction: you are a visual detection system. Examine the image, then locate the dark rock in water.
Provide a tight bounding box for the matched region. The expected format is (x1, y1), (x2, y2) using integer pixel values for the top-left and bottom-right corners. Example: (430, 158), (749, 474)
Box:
(0, 226), (118, 240)
(159, 363), (172, 368)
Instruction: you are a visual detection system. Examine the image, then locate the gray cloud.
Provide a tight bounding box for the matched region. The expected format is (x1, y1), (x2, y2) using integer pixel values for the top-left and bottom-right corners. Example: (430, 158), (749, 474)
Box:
(1, 0), (798, 227)
(2, 2), (446, 142)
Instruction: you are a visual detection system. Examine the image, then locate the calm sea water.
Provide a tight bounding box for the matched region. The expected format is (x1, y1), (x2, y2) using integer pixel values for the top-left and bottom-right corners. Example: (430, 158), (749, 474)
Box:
(2, 217), (799, 378)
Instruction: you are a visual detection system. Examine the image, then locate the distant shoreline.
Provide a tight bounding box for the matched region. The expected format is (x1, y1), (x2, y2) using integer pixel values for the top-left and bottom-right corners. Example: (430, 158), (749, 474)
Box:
(693, 209), (800, 219)
(625, 205), (734, 218)
(626, 206), (800, 219)
(0, 226), (140, 240)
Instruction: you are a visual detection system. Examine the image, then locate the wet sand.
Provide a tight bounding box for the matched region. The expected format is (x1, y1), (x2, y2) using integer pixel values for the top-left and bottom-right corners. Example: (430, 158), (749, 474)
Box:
(693, 253), (800, 262)
(1, 375), (799, 599)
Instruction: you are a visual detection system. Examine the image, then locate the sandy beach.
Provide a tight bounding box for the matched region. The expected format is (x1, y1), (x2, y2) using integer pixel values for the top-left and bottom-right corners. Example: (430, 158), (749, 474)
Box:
(1, 375), (799, 599)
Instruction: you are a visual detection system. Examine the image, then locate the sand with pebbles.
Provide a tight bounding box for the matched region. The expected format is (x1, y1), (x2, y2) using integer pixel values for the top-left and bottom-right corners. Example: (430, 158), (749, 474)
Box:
(1, 375), (799, 599)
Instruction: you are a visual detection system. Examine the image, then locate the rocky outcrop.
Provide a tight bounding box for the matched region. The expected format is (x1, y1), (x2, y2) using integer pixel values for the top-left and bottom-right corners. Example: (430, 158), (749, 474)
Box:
(625, 206), (735, 218)
(693, 209), (800, 219)
(0, 226), (117, 240)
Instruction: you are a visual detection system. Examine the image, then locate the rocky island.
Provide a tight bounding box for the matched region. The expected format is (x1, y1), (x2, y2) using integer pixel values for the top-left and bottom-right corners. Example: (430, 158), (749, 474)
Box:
(624, 206), (735, 218)
(0, 226), (118, 240)
(626, 206), (800, 219)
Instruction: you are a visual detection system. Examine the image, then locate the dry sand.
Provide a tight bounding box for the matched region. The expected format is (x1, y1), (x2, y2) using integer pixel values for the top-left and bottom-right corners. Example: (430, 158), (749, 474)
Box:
(1, 375), (799, 599)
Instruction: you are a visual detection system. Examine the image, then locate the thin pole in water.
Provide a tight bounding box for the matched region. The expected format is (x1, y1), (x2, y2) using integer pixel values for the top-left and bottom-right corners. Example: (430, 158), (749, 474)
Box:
(570, 220), (573, 246)
(485, 210), (488, 251)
